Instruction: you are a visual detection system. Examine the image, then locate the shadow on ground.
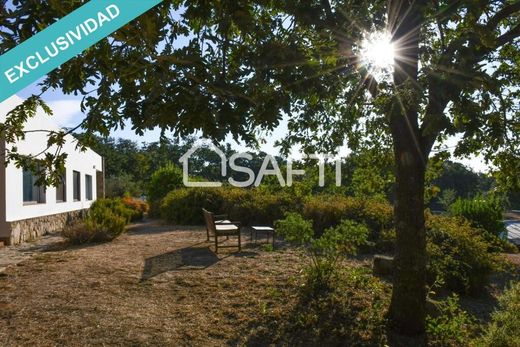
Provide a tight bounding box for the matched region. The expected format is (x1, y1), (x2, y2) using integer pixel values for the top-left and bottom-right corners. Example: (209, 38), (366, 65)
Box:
(141, 246), (219, 280)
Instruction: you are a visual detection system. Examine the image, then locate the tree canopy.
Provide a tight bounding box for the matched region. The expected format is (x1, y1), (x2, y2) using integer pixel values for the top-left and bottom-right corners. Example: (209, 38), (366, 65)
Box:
(1, 1), (518, 174)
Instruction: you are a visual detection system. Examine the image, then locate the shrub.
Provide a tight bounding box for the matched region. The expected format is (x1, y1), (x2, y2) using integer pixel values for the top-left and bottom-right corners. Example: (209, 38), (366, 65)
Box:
(302, 195), (393, 238)
(62, 199), (132, 244)
(160, 187), (298, 226)
(147, 164), (184, 206)
(90, 198), (133, 224)
(283, 267), (390, 346)
(160, 187), (249, 224)
(307, 220), (369, 287)
(231, 190), (299, 226)
(62, 222), (96, 245)
(475, 281), (520, 347)
(276, 213), (368, 290)
(426, 295), (476, 347)
(426, 214), (500, 294)
(449, 196), (505, 237)
(274, 212), (314, 244)
(121, 196), (149, 221)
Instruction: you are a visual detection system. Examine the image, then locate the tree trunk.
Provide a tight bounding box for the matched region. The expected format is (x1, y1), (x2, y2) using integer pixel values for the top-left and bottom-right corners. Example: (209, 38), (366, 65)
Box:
(388, 141), (427, 335)
(387, 0), (428, 335)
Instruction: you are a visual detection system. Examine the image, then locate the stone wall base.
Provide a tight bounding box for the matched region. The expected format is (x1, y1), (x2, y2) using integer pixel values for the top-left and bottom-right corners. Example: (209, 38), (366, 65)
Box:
(5, 209), (87, 246)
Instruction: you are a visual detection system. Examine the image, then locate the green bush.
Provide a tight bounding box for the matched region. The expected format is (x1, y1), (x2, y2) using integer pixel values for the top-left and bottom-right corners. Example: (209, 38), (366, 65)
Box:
(90, 198), (133, 223)
(62, 199), (132, 244)
(426, 214), (500, 294)
(160, 187), (249, 224)
(302, 195), (393, 238)
(147, 164), (184, 212)
(276, 213), (368, 291)
(160, 187), (298, 226)
(449, 196), (505, 237)
(426, 294), (476, 347)
(231, 190), (299, 226)
(274, 212), (314, 244)
(475, 281), (520, 347)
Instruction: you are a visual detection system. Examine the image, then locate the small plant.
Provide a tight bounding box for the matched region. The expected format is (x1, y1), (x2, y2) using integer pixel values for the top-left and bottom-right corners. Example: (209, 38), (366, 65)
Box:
(62, 199), (133, 244)
(426, 294), (476, 347)
(274, 212), (314, 244)
(61, 222), (96, 245)
(261, 244), (274, 252)
(276, 213), (368, 292)
(475, 281), (520, 347)
(307, 220), (369, 286)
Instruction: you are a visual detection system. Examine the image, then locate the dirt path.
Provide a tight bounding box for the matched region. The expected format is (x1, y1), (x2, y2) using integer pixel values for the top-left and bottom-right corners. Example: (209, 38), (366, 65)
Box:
(0, 221), (304, 347)
(0, 234), (63, 272)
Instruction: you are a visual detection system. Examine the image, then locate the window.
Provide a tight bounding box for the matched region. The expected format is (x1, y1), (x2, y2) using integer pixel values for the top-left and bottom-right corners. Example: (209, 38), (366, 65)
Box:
(23, 169), (46, 204)
(85, 174), (93, 201)
(55, 173), (66, 202)
(73, 171), (81, 201)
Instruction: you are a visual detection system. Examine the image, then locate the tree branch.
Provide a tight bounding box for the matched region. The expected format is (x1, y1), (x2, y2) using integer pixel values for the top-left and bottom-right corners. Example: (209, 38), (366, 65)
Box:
(320, 0), (334, 24)
(487, 1), (520, 30)
(496, 23), (520, 48)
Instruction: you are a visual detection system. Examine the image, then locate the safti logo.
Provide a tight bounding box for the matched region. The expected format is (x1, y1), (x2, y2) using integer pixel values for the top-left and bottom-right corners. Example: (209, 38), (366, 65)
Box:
(179, 142), (343, 188)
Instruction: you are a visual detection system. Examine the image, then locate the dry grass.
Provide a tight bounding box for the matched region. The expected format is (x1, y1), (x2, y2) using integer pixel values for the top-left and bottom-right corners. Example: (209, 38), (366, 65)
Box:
(0, 221), (306, 347)
(1, 221), (518, 347)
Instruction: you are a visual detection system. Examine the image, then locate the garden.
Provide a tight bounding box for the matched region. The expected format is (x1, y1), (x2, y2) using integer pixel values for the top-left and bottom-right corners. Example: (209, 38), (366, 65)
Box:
(2, 1), (520, 346)
(2, 158), (517, 346)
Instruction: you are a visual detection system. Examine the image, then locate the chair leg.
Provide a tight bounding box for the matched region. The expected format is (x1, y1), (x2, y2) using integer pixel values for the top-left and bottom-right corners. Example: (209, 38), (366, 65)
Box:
(215, 235), (218, 253)
(238, 232), (241, 252)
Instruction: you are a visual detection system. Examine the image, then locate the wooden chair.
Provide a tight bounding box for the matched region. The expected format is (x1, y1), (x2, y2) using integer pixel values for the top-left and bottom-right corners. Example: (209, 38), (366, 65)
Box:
(202, 209), (241, 253)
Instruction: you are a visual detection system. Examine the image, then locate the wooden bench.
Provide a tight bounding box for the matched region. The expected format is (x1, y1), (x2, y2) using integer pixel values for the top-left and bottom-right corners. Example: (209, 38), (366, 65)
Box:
(202, 209), (241, 253)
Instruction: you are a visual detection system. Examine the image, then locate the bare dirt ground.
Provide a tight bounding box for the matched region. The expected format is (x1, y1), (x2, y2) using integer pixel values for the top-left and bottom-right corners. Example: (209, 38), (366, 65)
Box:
(0, 221), (305, 347)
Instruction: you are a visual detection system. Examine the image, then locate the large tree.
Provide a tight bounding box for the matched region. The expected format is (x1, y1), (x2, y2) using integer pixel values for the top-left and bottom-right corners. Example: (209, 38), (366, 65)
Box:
(2, 0), (520, 335)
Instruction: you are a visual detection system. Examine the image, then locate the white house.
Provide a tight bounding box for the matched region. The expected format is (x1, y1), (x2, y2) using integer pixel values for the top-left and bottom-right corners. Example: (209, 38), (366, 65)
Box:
(0, 95), (104, 245)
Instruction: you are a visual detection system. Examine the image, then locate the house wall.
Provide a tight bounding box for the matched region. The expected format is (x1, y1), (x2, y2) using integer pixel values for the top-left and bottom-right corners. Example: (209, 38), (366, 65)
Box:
(0, 95), (103, 244)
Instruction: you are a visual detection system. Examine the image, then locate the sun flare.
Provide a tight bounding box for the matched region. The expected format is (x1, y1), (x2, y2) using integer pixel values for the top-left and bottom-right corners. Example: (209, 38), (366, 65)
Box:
(360, 31), (395, 81)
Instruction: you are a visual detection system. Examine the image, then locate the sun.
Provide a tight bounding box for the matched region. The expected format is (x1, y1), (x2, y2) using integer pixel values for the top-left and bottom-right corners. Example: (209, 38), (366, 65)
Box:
(359, 31), (395, 81)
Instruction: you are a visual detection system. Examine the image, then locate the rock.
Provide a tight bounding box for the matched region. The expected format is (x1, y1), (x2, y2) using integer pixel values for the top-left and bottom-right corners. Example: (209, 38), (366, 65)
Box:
(373, 255), (394, 276)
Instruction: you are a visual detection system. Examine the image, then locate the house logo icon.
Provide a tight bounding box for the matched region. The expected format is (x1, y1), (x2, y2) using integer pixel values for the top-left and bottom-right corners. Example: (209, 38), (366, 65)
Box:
(179, 142), (227, 187)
